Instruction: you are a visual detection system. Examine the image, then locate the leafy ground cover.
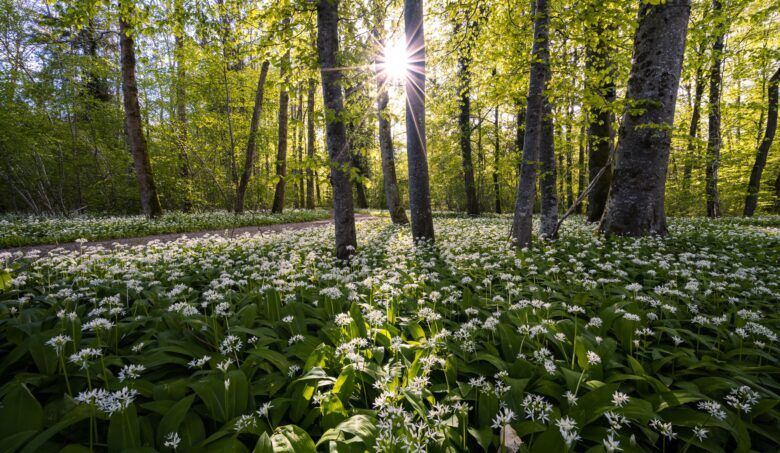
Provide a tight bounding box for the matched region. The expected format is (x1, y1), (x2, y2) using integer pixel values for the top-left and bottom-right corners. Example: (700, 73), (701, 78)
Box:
(0, 217), (778, 452)
(0, 210), (332, 248)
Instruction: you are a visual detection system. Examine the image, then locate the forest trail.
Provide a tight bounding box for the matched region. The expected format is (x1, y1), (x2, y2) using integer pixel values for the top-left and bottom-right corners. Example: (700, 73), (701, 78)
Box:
(3, 214), (380, 257)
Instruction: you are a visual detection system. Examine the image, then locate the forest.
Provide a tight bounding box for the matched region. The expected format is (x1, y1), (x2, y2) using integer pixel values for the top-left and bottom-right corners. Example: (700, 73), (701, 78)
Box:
(0, 0), (778, 452)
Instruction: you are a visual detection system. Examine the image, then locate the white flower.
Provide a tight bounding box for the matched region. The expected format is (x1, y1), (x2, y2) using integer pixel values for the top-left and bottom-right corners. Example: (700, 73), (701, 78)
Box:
(697, 400), (726, 421)
(564, 390), (578, 406)
(587, 350), (601, 366)
(611, 391), (630, 408)
(188, 355), (211, 369)
(522, 394), (552, 424)
(649, 418), (677, 440)
(164, 432), (182, 449)
(693, 426), (708, 442)
(491, 407), (517, 429)
(725, 386), (760, 413)
(118, 364), (146, 382)
(257, 401), (273, 418)
(556, 416), (581, 449)
(46, 334), (71, 354)
(603, 433), (622, 452)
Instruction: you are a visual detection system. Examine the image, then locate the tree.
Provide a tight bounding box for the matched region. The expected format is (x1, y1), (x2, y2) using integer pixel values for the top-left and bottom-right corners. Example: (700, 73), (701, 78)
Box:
(316, 0), (357, 259)
(404, 0), (435, 242)
(683, 66), (704, 190)
(119, 1), (162, 218)
(306, 78), (317, 210)
(272, 48), (291, 214)
(235, 60), (271, 213)
(512, 0), (551, 247)
(585, 18), (615, 222)
(706, 0), (726, 218)
(744, 66), (779, 216)
(493, 105), (502, 214)
(173, 0), (192, 211)
(454, 9), (479, 216)
(374, 24), (408, 224)
(600, 0), (691, 236)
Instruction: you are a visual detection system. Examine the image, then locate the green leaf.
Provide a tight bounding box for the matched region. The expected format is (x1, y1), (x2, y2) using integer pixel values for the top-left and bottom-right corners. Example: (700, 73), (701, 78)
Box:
(317, 414), (378, 448)
(21, 405), (91, 453)
(468, 426), (494, 452)
(108, 405), (141, 452)
(270, 425), (316, 453)
(156, 394), (195, 449)
(0, 383), (43, 439)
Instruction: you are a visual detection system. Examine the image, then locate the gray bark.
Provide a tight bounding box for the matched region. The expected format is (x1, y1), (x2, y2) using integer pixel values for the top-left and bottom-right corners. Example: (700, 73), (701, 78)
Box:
(744, 66), (779, 216)
(600, 0), (690, 236)
(404, 0), (435, 242)
(306, 78), (317, 209)
(235, 60), (270, 213)
(585, 23), (615, 222)
(317, 0), (357, 259)
(706, 0), (725, 218)
(271, 49), (291, 214)
(512, 0), (551, 247)
(119, 6), (162, 218)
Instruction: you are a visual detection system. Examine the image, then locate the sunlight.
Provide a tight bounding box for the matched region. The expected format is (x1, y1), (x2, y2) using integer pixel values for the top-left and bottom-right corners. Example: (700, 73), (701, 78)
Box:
(382, 39), (409, 82)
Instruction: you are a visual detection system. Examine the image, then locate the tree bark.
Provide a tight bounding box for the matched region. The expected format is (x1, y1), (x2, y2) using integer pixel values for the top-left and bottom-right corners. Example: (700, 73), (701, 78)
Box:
(512, 0), (551, 247)
(775, 171), (780, 213)
(600, 0), (690, 236)
(306, 78), (317, 210)
(493, 105), (502, 214)
(585, 21), (615, 222)
(235, 60), (270, 213)
(575, 123), (585, 214)
(683, 67), (704, 190)
(456, 21), (479, 216)
(706, 0), (725, 218)
(744, 66), (779, 216)
(539, 99), (557, 238)
(374, 28), (408, 224)
(174, 0), (192, 212)
(271, 50), (291, 214)
(404, 0), (435, 242)
(119, 6), (162, 218)
(296, 88), (305, 209)
(317, 0), (357, 259)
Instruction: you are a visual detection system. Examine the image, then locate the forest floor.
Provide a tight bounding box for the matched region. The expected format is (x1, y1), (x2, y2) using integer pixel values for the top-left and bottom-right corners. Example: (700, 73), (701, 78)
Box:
(2, 213), (377, 256)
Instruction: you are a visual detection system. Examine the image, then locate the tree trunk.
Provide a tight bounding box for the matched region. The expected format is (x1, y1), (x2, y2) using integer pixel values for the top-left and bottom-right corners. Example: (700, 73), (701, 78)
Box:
(456, 24), (479, 216)
(600, 0), (690, 236)
(306, 78), (317, 209)
(575, 123), (585, 214)
(539, 100), (557, 238)
(493, 105), (501, 214)
(512, 0), (551, 247)
(317, 0), (357, 259)
(271, 50), (291, 214)
(744, 66), (779, 216)
(235, 60), (270, 213)
(565, 111), (574, 208)
(374, 28), (408, 224)
(119, 7), (162, 218)
(404, 0), (435, 242)
(775, 171), (780, 213)
(297, 88), (305, 209)
(174, 17), (192, 212)
(706, 0), (725, 218)
(585, 22), (615, 222)
(683, 67), (704, 190)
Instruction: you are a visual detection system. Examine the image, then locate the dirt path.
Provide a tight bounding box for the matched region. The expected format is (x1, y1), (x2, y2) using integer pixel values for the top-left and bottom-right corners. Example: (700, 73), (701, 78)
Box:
(4, 214), (379, 256)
